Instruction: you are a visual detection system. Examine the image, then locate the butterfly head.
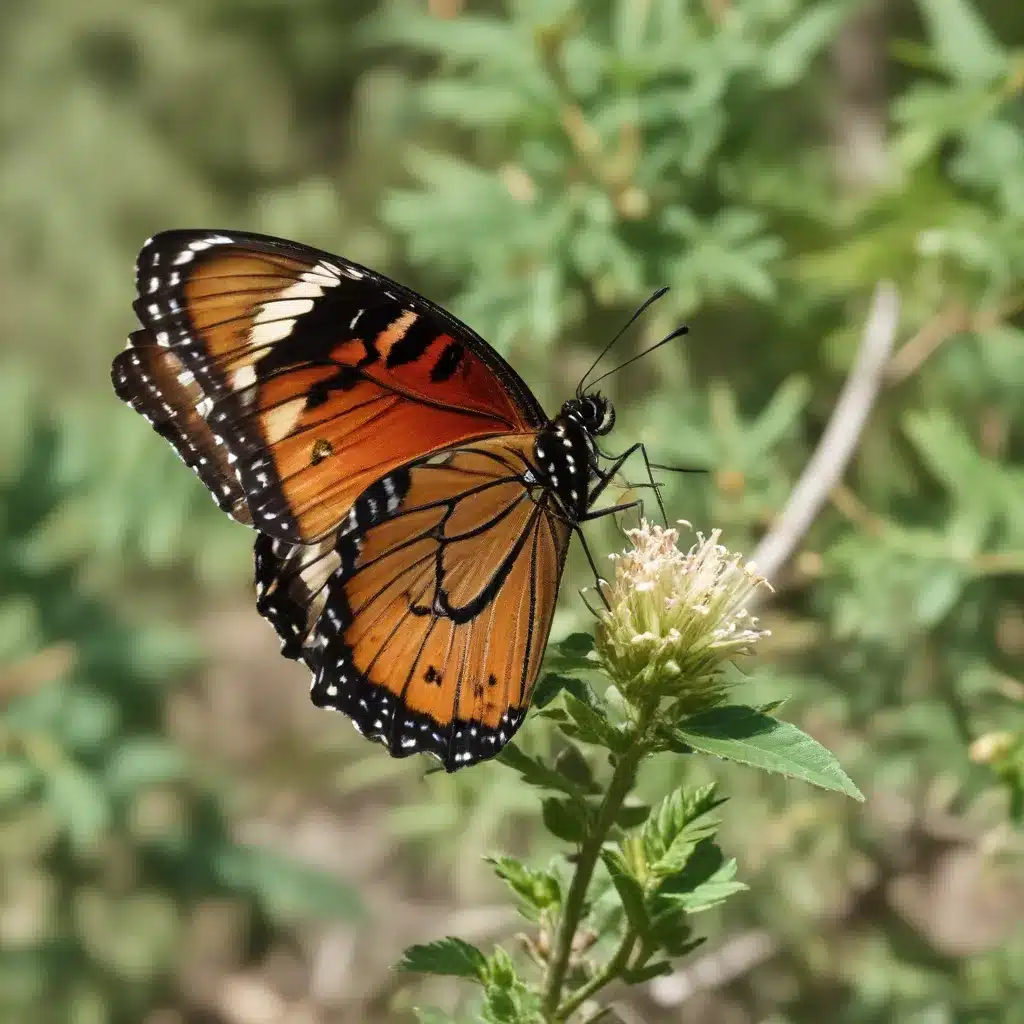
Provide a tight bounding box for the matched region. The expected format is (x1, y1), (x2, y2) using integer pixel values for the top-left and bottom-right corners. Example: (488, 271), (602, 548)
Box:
(563, 392), (616, 437)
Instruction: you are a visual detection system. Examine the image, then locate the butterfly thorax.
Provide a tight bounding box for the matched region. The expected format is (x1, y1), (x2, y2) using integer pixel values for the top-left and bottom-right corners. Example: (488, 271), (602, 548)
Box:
(533, 393), (615, 521)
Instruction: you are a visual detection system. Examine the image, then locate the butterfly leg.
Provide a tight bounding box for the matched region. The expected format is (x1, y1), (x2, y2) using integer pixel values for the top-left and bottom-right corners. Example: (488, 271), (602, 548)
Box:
(570, 495), (641, 611)
(591, 443), (667, 525)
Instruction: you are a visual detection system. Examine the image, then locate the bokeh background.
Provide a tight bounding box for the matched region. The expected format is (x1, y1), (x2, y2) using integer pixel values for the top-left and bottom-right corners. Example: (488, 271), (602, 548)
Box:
(2, 1), (1023, 1021)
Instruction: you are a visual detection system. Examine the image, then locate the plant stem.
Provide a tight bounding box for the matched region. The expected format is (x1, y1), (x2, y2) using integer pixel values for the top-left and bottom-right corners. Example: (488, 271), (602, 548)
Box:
(556, 927), (637, 1020)
(541, 744), (643, 1019)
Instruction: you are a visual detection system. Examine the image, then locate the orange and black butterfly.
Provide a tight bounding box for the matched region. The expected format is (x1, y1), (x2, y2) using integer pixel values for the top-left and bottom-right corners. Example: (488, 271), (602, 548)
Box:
(112, 230), (685, 770)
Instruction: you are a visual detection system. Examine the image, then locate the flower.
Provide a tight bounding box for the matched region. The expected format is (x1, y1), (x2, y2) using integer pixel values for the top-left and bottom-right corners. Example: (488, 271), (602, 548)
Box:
(595, 521), (772, 710)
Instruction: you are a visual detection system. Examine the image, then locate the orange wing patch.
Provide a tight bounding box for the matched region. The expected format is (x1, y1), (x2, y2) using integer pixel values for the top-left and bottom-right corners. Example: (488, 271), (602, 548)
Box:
(260, 435), (571, 770)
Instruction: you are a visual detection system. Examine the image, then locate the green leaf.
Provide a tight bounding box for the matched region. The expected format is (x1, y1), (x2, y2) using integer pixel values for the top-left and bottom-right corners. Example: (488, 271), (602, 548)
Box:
(647, 907), (701, 957)
(675, 706), (864, 800)
(915, 0), (1007, 82)
(655, 839), (725, 898)
(558, 632), (596, 660)
(541, 633), (597, 674)
(396, 937), (488, 982)
(485, 856), (560, 918)
(644, 783), (726, 871)
(600, 848), (649, 936)
(542, 797), (589, 844)
(621, 960), (674, 985)
(481, 947), (542, 1023)
(497, 744), (587, 798)
(532, 672), (592, 709)
(561, 692), (626, 751)
(554, 743), (598, 792)
(663, 857), (748, 914)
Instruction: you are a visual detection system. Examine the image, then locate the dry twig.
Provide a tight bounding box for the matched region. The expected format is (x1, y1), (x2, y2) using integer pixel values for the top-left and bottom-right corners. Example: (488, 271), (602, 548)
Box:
(751, 282), (901, 583)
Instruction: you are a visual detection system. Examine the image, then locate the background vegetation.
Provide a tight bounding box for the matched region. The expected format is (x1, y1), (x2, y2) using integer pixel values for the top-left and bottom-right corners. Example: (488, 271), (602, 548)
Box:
(2, 0), (1022, 1021)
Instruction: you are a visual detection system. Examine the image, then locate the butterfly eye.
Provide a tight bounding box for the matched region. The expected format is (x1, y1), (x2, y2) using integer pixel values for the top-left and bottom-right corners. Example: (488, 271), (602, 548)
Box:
(594, 401), (615, 435)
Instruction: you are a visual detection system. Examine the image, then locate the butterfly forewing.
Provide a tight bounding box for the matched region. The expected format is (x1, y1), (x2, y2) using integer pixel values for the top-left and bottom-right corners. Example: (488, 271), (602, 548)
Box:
(255, 435), (571, 770)
(112, 338), (253, 526)
(115, 230), (546, 543)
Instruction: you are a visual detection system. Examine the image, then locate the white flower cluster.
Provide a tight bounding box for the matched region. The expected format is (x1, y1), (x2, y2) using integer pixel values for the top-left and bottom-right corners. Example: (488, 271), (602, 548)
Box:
(596, 521), (772, 702)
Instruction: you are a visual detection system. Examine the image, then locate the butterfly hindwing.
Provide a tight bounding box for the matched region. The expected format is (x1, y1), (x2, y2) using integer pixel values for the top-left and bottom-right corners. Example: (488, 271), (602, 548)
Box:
(115, 230), (547, 543)
(254, 434), (571, 770)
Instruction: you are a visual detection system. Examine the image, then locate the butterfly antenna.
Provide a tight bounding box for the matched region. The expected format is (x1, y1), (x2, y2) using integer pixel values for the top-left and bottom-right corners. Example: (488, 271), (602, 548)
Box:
(649, 461), (708, 475)
(585, 324), (690, 391)
(576, 287), (670, 398)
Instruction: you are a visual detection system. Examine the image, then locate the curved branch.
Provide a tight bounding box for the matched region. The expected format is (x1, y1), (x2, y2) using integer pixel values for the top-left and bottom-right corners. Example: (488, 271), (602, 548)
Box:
(751, 282), (900, 583)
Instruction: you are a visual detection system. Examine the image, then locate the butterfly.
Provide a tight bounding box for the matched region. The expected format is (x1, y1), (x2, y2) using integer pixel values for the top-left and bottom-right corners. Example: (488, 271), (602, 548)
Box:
(112, 230), (686, 770)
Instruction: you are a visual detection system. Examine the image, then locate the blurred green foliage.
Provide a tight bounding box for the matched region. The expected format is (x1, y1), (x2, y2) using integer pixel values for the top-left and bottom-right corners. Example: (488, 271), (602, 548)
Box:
(2, 0), (1023, 1021)
(0, 380), (359, 1023)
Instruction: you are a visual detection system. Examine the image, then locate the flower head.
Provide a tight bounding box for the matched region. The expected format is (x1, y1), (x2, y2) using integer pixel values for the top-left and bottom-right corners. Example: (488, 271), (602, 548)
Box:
(596, 521), (772, 710)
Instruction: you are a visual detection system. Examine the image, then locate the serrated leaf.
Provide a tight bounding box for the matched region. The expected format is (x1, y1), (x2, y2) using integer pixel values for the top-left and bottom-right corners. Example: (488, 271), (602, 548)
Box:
(662, 857), (748, 914)
(562, 692), (624, 751)
(654, 840), (725, 901)
(498, 744), (585, 798)
(481, 947), (542, 1024)
(645, 783), (725, 869)
(542, 797), (589, 844)
(485, 855), (560, 919)
(675, 706), (864, 800)
(396, 937), (488, 981)
(600, 848), (649, 936)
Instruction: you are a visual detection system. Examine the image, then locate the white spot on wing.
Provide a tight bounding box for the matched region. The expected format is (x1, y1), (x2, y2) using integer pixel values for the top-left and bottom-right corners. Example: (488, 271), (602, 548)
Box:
(232, 365), (257, 391)
(250, 319), (296, 345)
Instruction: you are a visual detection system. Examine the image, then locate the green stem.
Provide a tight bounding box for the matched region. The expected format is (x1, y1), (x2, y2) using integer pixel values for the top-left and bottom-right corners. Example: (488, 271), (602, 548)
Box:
(540, 742), (644, 1019)
(556, 928), (637, 1021)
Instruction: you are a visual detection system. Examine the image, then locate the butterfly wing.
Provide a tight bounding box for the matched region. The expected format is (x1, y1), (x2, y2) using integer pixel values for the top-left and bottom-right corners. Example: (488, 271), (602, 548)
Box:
(254, 434), (571, 770)
(112, 230), (547, 543)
